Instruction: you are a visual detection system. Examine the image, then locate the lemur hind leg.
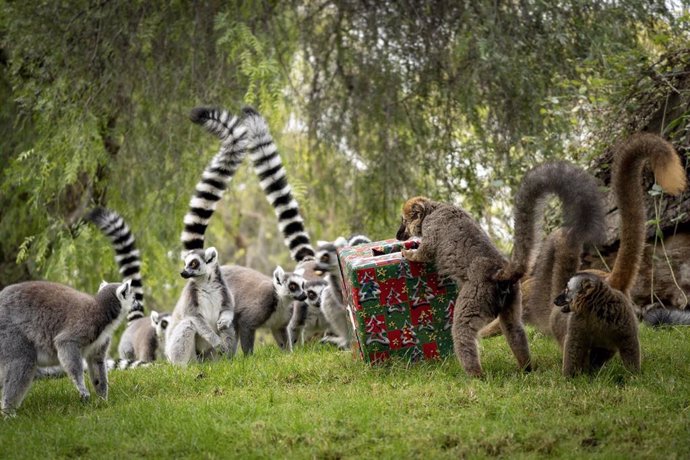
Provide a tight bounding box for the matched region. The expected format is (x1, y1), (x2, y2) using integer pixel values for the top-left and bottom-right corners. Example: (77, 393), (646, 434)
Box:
(618, 337), (641, 373)
(498, 286), (532, 372)
(452, 281), (494, 378)
(589, 347), (615, 373)
(1, 336), (36, 416)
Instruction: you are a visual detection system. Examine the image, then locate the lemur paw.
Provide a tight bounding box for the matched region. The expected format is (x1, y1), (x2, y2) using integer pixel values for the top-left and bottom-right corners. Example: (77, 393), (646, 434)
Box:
(402, 248), (428, 262)
(493, 264), (523, 283)
(217, 317), (233, 332)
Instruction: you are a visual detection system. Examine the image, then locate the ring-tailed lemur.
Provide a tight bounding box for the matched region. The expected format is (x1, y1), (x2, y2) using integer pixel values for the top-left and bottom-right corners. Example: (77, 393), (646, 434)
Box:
(241, 107), (315, 263)
(0, 279), (138, 416)
(313, 235), (371, 349)
(118, 310), (171, 363)
(165, 107), (248, 366)
(288, 279), (329, 347)
(223, 264), (307, 354)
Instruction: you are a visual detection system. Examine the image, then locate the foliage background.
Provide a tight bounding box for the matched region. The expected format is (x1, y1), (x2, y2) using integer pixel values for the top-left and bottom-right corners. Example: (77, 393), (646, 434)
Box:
(1, 1), (689, 310)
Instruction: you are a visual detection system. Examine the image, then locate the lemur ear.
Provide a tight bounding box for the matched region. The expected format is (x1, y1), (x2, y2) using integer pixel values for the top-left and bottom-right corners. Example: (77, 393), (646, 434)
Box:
(99, 280), (109, 292)
(204, 247), (218, 264)
(150, 310), (159, 325)
(116, 279), (132, 299)
(273, 265), (285, 283)
(333, 236), (348, 248)
(411, 201), (427, 219)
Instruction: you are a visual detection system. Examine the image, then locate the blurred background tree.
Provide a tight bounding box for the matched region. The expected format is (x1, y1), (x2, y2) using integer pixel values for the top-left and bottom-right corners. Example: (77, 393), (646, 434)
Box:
(1, 0), (688, 309)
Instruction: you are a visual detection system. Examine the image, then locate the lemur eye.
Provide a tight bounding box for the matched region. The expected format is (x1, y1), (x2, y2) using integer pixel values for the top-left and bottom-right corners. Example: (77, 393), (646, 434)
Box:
(320, 254), (330, 263)
(190, 260), (199, 269)
(308, 291), (317, 300)
(288, 282), (298, 291)
(161, 320), (168, 328)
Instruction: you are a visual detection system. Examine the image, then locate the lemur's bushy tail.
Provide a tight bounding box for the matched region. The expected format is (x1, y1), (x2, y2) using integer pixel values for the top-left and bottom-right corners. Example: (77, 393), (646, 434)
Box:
(182, 107), (249, 252)
(241, 107), (315, 262)
(507, 161), (606, 279)
(608, 133), (687, 294)
(86, 207), (145, 322)
(643, 307), (690, 327)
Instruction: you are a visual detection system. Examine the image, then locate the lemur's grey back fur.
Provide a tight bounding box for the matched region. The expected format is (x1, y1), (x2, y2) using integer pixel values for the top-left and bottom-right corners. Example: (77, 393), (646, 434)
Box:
(241, 107), (315, 262)
(223, 264), (306, 355)
(86, 207), (145, 322)
(0, 280), (136, 415)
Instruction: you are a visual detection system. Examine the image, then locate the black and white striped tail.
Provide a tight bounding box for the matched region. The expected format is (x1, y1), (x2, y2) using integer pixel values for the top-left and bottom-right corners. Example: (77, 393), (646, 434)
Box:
(106, 359), (153, 370)
(643, 307), (690, 327)
(241, 107), (315, 262)
(86, 207), (145, 322)
(182, 107), (249, 251)
(348, 234), (371, 247)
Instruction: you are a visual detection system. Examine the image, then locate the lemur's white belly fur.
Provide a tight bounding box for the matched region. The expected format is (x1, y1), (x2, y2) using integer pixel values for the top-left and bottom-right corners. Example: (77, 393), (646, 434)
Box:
(197, 288), (223, 332)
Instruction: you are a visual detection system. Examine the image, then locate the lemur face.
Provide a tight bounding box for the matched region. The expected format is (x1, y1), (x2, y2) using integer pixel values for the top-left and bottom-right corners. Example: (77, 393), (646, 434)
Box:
(396, 196), (432, 240)
(180, 247), (218, 279)
(151, 311), (171, 338)
(273, 266), (307, 301)
(305, 281), (327, 308)
(314, 244), (338, 275)
(554, 273), (599, 313)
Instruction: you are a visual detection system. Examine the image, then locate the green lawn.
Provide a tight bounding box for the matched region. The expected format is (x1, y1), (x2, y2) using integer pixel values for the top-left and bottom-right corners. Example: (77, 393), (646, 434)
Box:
(2, 326), (690, 459)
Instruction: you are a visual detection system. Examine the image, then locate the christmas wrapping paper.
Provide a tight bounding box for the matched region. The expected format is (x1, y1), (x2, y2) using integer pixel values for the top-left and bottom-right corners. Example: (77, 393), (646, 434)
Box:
(338, 239), (459, 364)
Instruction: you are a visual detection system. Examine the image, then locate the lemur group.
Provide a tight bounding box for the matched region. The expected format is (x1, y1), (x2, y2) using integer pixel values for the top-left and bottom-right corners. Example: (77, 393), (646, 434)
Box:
(0, 105), (688, 416)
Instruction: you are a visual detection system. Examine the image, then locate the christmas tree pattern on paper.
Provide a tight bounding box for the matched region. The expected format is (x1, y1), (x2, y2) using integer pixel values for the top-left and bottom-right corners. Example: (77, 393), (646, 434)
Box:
(358, 271), (381, 303)
(365, 315), (389, 345)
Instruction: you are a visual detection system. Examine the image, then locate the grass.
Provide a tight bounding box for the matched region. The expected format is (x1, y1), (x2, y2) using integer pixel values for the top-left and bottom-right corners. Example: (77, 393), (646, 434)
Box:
(2, 326), (690, 459)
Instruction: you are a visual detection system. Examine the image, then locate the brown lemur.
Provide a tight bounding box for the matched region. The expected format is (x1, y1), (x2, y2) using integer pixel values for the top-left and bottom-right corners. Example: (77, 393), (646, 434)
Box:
(550, 133), (687, 376)
(480, 163), (607, 338)
(397, 161), (604, 377)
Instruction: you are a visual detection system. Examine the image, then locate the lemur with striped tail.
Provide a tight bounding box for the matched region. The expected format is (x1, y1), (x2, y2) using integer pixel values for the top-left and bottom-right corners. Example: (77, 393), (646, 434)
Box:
(165, 107), (247, 366)
(34, 207), (161, 381)
(85, 207), (171, 364)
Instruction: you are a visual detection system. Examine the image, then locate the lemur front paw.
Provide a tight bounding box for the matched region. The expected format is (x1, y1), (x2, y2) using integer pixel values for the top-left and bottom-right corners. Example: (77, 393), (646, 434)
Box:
(402, 248), (428, 262)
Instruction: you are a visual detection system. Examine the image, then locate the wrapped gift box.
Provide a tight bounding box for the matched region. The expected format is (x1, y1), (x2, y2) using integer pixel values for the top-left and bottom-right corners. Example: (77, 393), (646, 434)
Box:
(338, 238), (459, 364)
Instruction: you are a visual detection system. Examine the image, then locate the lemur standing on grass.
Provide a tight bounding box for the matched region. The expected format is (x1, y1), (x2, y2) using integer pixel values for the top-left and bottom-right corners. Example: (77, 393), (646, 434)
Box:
(0, 278), (138, 416)
(165, 107), (247, 365)
(35, 207), (160, 380)
(550, 133), (686, 376)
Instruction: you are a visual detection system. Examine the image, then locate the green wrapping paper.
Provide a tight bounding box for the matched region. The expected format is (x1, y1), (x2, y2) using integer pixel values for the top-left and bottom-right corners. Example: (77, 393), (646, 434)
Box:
(338, 239), (459, 364)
